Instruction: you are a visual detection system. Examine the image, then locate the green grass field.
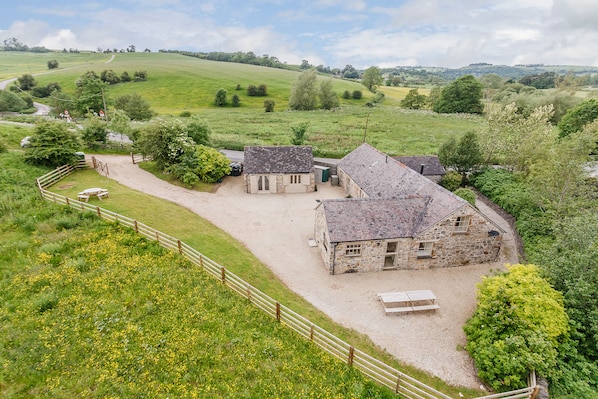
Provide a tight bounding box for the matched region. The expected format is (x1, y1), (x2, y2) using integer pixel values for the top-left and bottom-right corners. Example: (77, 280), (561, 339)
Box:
(3, 51), (483, 157)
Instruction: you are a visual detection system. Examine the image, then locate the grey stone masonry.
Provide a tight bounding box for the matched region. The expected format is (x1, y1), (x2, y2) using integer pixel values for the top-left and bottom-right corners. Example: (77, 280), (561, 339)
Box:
(314, 143), (504, 274)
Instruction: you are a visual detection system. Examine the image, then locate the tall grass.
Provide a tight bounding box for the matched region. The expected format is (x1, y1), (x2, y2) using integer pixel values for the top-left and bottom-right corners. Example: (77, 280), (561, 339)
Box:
(0, 148), (401, 397)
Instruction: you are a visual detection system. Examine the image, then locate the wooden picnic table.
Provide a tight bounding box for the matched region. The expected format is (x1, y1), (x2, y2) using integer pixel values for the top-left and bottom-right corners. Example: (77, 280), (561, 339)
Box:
(377, 290), (439, 315)
(78, 187), (109, 202)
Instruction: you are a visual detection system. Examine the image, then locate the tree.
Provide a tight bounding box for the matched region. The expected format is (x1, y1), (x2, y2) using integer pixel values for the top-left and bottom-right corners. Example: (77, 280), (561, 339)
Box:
(433, 75), (483, 114)
(257, 84), (267, 96)
(75, 71), (108, 115)
(558, 99), (598, 138)
(214, 88), (228, 106)
(81, 114), (108, 148)
(185, 115), (212, 146)
(47, 60), (59, 69)
(438, 131), (483, 184)
(100, 69), (121, 84)
(133, 70), (147, 81)
(108, 109), (133, 145)
(479, 102), (556, 173)
(290, 122), (309, 145)
(231, 94), (240, 107)
(527, 120), (598, 216)
(288, 69), (318, 111)
(24, 120), (81, 167)
(264, 100), (275, 112)
(299, 59), (311, 70)
(464, 264), (569, 392)
(114, 93), (154, 121)
(536, 211), (598, 364)
(32, 82), (61, 98)
(361, 66), (383, 92)
(137, 119), (195, 169)
(16, 74), (36, 91)
(319, 79), (339, 110)
(120, 71), (131, 82)
(0, 90), (28, 112)
(400, 88), (427, 109)
(352, 90), (362, 100)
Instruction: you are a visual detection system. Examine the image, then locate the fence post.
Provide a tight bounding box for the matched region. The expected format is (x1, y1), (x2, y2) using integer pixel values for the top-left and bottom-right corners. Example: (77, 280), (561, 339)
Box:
(96, 206), (101, 218)
(276, 302), (281, 322)
(246, 284), (251, 301)
(200, 255), (203, 268)
(66, 197), (70, 207)
(221, 266), (226, 284)
(131, 152), (135, 164)
(348, 346), (355, 366)
(134, 220), (139, 233)
(177, 240), (183, 255)
(395, 374), (401, 393)
(310, 324), (314, 341)
(156, 231), (160, 244)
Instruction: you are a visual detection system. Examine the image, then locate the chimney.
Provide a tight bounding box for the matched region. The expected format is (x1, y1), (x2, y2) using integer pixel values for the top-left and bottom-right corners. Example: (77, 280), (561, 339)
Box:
(419, 164), (425, 174)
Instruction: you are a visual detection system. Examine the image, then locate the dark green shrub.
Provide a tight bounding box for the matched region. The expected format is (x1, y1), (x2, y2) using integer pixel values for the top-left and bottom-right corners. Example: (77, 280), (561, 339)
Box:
(440, 171), (461, 191)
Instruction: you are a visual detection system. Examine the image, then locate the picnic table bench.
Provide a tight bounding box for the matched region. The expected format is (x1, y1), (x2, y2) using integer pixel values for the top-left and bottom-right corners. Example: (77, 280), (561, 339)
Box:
(377, 290), (439, 315)
(78, 188), (110, 202)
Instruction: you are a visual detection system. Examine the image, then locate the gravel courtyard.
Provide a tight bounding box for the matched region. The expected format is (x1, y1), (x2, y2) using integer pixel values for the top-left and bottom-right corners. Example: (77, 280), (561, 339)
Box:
(97, 154), (518, 390)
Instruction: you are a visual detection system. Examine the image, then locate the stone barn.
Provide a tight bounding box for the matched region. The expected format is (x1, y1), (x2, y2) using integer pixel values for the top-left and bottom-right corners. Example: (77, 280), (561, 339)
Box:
(244, 145), (316, 194)
(314, 144), (503, 274)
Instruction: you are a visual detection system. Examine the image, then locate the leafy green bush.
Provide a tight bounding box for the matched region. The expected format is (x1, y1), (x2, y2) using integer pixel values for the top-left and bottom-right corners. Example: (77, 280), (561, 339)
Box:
(464, 264), (569, 392)
(439, 171), (461, 191)
(454, 187), (476, 206)
(193, 144), (231, 183)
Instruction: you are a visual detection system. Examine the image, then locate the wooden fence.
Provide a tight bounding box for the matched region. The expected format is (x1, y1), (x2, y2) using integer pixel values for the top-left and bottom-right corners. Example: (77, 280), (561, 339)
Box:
(35, 165), (538, 399)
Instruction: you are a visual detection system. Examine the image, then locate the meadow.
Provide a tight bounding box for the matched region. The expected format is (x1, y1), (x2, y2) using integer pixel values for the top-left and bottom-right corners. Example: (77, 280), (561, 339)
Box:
(16, 51), (482, 157)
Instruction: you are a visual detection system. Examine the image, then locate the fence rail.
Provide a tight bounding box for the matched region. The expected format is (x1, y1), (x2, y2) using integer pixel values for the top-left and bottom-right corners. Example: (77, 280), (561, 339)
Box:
(35, 164), (537, 399)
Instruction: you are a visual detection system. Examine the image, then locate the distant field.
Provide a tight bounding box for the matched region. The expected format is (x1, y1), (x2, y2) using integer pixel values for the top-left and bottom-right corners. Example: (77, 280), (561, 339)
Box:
(0, 50), (109, 80)
(3, 51), (483, 156)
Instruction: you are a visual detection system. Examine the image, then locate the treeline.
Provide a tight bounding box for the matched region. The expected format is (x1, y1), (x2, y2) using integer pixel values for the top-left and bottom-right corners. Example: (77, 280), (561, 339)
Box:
(158, 49), (292, 70)
(2, 37), (50, 53)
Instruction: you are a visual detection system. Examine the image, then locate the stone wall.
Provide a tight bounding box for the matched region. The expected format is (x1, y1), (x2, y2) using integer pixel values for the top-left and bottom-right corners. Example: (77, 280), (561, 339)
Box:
(245, 172), (315, 194)
(314, 203), (502, 275)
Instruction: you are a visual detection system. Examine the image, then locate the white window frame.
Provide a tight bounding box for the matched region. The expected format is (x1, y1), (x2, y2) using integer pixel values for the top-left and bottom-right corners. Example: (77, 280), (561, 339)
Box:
(345, 244), (362, 256)
(454, 215), (470, 233)
(417, 241), (433, 258)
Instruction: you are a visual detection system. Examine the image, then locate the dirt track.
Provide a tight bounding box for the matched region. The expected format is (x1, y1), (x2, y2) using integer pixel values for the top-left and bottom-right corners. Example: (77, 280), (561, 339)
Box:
(97, 154), (518, 390)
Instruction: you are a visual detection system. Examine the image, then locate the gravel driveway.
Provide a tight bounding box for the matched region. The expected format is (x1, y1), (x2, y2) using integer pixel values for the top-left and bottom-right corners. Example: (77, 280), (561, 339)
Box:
(96, 154), (518, 390)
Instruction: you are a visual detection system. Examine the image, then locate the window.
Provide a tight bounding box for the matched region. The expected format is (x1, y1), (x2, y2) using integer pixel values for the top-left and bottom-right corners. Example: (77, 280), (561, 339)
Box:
(345, 244), (362, 256)
(290, 174), (301, 184)
(417, 242), (433, 258)
(454, 216), (470, 233)
(258, 175), (269, 191)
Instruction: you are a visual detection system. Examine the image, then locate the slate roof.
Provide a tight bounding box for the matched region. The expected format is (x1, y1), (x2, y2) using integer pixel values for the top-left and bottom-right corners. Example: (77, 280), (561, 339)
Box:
(322, 198), (432, 242)
(395, 156), (446, 176)
(244, 146), (313, 174)
(323, 143), (473, 241)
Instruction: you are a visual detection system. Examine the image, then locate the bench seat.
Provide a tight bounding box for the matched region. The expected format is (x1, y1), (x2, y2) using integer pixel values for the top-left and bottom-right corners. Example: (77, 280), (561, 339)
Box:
(412, 304), (440, 312)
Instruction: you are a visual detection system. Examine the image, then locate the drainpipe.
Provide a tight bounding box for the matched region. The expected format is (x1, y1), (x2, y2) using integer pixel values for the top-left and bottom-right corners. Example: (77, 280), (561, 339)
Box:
(420, 164), (425, 174)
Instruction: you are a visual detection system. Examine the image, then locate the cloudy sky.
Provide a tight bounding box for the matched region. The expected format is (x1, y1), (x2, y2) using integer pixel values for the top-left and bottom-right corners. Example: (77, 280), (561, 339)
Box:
(2, 0), (598, 69)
